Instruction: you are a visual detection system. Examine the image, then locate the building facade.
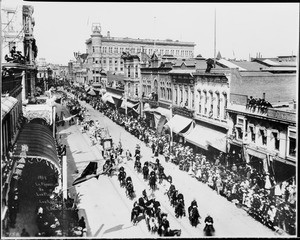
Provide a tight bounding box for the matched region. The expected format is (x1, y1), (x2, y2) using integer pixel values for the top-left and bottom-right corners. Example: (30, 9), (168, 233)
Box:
(85, 23), (195, 82)
(227, 93), (296, 184)
(1, 4), (40, 233)
(140, 53), (173, 131)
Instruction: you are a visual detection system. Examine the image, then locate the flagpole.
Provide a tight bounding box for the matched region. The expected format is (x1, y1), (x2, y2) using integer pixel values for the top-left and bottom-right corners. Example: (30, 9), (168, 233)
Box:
(214, 8), (216, 68)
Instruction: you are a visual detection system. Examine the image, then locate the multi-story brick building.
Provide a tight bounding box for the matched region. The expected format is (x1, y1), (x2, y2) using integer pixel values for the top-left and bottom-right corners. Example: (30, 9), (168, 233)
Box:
(85, 23), (195, 83)
(140, 53), (173, 130)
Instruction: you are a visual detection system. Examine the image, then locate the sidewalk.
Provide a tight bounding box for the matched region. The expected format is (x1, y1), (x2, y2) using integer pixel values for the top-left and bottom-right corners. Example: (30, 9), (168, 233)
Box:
(56, 121), (106, 237)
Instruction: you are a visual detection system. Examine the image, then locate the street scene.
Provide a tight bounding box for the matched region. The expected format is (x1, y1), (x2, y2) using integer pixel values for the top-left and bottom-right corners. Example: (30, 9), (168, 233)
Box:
(1, 1), (298, 239)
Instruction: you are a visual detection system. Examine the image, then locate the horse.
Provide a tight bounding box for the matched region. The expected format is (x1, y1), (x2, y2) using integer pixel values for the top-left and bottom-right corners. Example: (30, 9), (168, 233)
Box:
(126, 182), (135, 199)
(189, 206), (200, 227)
(166, 185), (176, 201)
(149, 174), (157, 191)
(118, 171), (126, 187)
(143, 165), (149, 180)
(175, 200), (186, 218)
(158, 172), (173, 184)
(170, 190), (179, 207)
(204, 223), (215, 236)
(135, 161), (142, 173)
(131, 205), (144, 225)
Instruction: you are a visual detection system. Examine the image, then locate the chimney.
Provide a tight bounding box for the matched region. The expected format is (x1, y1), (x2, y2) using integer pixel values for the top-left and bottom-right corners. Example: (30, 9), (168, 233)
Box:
(107, 31), (110, 38)
(262, 92), (265, 100)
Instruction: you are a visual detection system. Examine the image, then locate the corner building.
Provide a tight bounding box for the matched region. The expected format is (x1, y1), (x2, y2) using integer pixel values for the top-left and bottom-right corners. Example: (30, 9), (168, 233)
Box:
(85, 23), (195, 83)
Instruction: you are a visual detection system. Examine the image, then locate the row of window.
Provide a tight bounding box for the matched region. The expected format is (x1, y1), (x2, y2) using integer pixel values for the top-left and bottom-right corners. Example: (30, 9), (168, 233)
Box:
(92, 58), (124, 65)
(92, 45), (193, 57)
(160, 87), (172, 100)
(127, 65), (139, 78)
(236, 125), (296, 157)
(173, 87), (227, 119)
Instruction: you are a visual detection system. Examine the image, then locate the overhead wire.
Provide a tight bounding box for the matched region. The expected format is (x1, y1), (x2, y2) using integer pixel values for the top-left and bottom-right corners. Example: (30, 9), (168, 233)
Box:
(1, 5), (19, 31)
(2, 25), (25, 50)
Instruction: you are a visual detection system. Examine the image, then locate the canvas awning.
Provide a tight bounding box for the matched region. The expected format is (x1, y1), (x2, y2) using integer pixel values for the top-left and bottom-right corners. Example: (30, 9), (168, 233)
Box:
(12, 123), (61, 175)
(185, 124), (227, 152)
(101, 93), (115, 104)
(1, 96), (18, 120)
(165, 114), (194, 134)
(184, 125), (209, 150)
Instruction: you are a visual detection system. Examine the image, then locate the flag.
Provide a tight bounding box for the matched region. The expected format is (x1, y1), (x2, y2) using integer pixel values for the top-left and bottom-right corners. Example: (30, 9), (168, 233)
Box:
(72, 162), (99, 186)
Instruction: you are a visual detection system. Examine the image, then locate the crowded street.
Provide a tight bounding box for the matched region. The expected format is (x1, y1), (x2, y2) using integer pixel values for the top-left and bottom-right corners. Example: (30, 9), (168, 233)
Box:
(1, 2), (297, 238)
(55, 92), (287, 238)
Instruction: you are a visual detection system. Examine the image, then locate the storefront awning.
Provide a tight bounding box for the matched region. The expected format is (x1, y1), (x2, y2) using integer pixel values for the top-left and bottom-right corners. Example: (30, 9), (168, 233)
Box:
(185, 124), (227, 152)
(12, 123), (61, 174)
(206, 135), (227, 153)
(184, 125), (209, 150)
(1, 96), (18, 120)
(101, 93), (115, 104)
(165, 114), (194, 134)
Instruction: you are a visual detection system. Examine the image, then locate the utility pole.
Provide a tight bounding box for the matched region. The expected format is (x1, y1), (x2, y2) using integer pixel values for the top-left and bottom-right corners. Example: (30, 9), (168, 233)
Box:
(0, 0), (2, 148)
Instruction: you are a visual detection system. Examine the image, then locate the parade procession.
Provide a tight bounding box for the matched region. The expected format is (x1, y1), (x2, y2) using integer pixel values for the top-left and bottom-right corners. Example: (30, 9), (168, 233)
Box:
(1, 1), (297, 239)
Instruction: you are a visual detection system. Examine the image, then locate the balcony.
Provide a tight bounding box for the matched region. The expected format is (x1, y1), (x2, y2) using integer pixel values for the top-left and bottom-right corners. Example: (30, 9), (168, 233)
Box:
(228, 102), (296, 124)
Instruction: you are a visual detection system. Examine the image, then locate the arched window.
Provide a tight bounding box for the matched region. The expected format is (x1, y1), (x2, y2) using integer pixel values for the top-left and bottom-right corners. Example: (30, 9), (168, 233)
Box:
(191, 90), (194, 108)
(216, 92), (220, 118)
(135, 65), (138, 78)
(223, 92), (227, 119)
(198, 90), (202, 114)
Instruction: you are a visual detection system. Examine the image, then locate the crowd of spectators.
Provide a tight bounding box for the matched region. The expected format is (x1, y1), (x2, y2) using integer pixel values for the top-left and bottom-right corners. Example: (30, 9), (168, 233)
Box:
(65, 87), (296, 235)
(246, 96), (273, 114)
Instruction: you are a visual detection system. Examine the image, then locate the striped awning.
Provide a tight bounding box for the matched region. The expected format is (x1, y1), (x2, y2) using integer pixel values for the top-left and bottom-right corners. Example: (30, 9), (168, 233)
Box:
(1, 96), (18, 120)
(165, 114), (195, 134)
(12, 123), (61, 175)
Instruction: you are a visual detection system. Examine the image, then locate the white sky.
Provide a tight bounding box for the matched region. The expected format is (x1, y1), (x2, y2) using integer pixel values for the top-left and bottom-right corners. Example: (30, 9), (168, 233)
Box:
(3, 1), (299, 65)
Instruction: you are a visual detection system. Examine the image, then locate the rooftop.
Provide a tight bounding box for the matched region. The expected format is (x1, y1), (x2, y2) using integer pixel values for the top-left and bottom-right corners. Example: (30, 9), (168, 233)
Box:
(86, 33), (195, 46)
